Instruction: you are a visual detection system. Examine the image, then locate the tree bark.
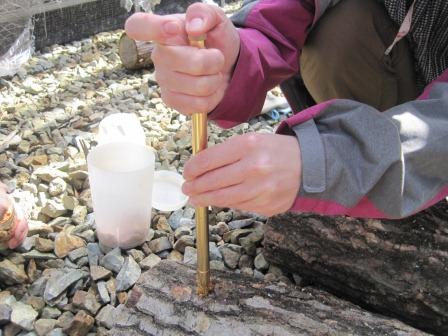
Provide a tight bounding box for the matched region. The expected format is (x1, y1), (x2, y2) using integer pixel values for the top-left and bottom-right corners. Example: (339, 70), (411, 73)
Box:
(263, 201), (448, 335)
(111, 260), (428, 335)
(119, 33), (154, 70)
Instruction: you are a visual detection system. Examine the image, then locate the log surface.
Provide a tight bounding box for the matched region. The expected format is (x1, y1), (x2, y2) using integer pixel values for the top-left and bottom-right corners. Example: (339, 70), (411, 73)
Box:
(263, 201), (448, 335)
(111, 260), (428, 335)
(119, 33), (154, 70)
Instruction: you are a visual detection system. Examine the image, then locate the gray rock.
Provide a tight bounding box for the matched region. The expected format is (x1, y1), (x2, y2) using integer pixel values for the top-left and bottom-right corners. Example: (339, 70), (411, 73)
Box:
(228, 218), (255, 230)
(43, 269), (87, 303)
(219, 244), (242, 269)
(183, 207), (195, 219)
(168, 209), (184, 230)
(47, 328), (64, 336)
(0, 304), (11, 325)
(147, 237), (172, 254)
(239, 255), (254, 270)
(254, 269), (265, 280)
(174, 226), (192, 240)
(33, 167), (68, 183)
(226, 228), (254, 244)
(116, 256), (141, 292)
(77, 257), (89, 268)
(72, 290), (102, 315)
(22, 251), (58, 260)
(254, 253), (269, 272)
(16, 236), (37, 253)
(41, 307), (61, 319)
(35, 237), (54, 253)
(183, 246), (197, 266)
(34, 319), (57, 336)
(210, 222), (229, 236)
(62, 195), (79, 211)
(268, 265), (284, 277)
(41, 200), (67, 218)
(68, 247), (88, 261)
(209, 242), (222, 261)
(57, 311), (74, 330)
(216, 211), (232, 223)
(126, 249), (145, 263)
(100, 247), (124, 273)
(210, 260), (225, 271)
(178, 218), (195, 229)
(173, 235), (195, 253)
(241, 267), (254, 277)
(87, 243), (102, 267)
(96, 305), (117, 329)
(90, 266), (112, 281)
(0, 259), (28, 285)
(139, 254), (161, 270)
(71, 205), (87, 225)
(48, 177), (67, 196)
(29, 277), (48, 297)
(97, 281), (110, 304)
(10, 302), (38, 331)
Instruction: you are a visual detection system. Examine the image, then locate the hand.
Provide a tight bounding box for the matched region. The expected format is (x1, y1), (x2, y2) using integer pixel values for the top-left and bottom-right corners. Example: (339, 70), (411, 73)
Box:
(0, 183), (28, 249)
(182, 133), (302, 217)
(125, 3), (240, 115)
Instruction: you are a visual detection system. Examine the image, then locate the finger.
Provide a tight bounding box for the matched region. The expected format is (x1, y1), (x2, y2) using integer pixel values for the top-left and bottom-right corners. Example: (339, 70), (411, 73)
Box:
(185, 3), (226, 40)
(8, 217), (27, 249)
(160, 83), (226, 115)
(152, 45), (225, 75)
(183, 160), (248, 195)
(156, 68), (224, 97)
(189, 182), (260, 208)
(125, 12), (187, 45)
(183, 136), (250, 180)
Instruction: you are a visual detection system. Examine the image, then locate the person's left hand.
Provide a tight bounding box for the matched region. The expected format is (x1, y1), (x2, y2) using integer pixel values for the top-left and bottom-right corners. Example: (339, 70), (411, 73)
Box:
(182, 133), (302, 217)
(0, 183), (28, 249)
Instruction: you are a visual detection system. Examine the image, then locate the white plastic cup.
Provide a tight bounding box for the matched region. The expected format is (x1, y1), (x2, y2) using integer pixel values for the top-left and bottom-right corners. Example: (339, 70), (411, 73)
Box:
(97, 113), (145, 146)
(87, 142), (155, 250)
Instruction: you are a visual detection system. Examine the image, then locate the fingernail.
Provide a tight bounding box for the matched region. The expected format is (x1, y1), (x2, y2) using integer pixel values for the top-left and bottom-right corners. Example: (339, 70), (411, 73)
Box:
(163, 21), (180, 35)
(188, 18), (204, 31)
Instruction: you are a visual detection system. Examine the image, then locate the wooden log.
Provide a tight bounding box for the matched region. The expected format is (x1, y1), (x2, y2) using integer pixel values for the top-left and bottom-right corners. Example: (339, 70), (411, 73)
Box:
(111, 260), (428, 335)
(119, 33), (155, 70)
(263, 201), (448, 335)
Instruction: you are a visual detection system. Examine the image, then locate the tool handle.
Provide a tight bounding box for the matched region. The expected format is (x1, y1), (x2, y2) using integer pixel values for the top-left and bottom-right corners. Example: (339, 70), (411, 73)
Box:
(189, 34), (212, 296)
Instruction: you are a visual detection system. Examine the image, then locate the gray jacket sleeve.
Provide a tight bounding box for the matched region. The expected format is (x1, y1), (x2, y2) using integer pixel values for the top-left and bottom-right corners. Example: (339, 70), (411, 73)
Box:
(277, 77), (448, 219)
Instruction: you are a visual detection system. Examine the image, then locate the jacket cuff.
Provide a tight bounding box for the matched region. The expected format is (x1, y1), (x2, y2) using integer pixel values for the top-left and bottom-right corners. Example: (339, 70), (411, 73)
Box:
(208, 28), (268, 128)
(292, 119), (326, 193)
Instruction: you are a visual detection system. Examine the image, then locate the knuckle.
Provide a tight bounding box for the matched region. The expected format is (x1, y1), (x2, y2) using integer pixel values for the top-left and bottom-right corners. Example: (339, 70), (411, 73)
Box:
(150, 47), (161, 64)
(196, 77), (214, 96)
(244, 133), (259, 150)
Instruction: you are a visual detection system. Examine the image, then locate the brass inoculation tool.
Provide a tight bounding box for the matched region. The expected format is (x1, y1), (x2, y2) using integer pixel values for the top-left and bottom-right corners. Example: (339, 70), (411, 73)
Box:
(189, 34), (212, 296)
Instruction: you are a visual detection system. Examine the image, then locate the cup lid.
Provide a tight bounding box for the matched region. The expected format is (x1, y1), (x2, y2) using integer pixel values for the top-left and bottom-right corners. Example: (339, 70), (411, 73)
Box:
(152, 170), (188, 211)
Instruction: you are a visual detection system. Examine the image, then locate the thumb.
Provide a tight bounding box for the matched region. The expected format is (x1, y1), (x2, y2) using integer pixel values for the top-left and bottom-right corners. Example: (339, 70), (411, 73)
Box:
(125, 12), (186, 45)
(186, 3), (226, 40)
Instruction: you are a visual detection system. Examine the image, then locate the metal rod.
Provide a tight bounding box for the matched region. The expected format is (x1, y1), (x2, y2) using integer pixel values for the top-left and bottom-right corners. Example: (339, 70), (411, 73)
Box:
(189, 36), (212, 296)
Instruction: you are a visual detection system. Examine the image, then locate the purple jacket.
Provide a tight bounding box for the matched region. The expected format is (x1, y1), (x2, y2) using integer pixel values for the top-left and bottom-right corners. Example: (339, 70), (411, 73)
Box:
(209, 0), (448, 219)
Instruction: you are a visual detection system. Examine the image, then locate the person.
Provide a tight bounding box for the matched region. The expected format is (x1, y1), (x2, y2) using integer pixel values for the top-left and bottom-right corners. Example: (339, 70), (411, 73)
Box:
(125, 0), (448, 219)
(0, 182), (28, 249)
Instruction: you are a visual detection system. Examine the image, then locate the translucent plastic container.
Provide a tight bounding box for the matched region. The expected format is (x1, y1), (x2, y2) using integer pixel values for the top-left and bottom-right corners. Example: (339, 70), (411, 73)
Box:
(87, 142), (155, 249)
(97, 113), (146, 146)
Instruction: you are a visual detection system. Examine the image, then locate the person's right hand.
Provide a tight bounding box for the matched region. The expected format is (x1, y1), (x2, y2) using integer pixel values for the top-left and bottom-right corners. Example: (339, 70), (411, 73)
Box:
(125, 3), (240, 116)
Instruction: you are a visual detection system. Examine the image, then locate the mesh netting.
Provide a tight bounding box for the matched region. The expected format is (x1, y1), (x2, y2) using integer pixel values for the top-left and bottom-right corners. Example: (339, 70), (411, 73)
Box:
(0, 0), (47, 76)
